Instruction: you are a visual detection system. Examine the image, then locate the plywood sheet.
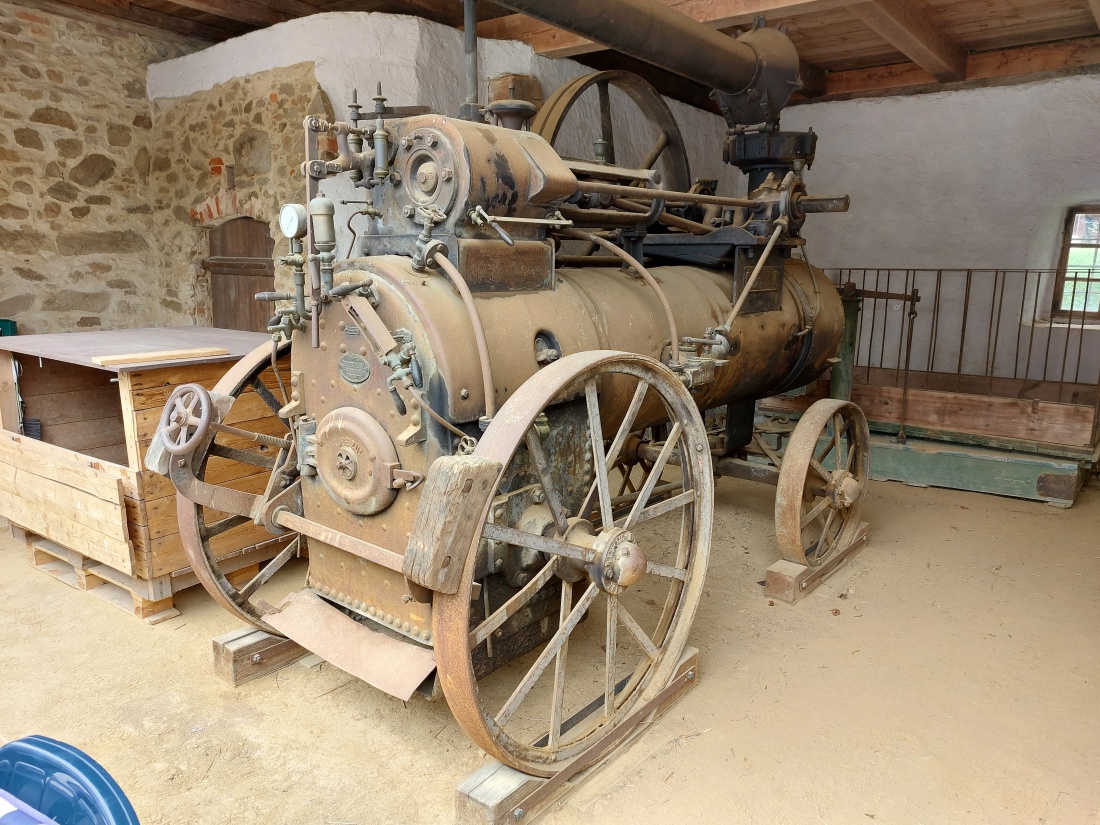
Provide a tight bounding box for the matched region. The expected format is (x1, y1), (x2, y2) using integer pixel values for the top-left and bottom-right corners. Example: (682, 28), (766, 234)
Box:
(0, 328), (269, 373)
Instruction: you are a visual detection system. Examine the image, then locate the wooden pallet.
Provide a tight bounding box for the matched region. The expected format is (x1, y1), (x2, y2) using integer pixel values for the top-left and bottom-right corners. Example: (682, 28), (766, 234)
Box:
(16, 526), (272, 624)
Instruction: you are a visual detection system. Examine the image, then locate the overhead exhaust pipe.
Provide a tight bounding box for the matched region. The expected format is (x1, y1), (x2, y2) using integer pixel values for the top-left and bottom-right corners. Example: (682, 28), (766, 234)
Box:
(493, 0), (802, 124)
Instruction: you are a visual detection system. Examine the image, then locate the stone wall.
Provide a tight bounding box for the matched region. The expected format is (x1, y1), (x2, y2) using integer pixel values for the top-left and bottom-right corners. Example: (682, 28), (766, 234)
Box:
(0, 1), (200, 333)
(149, 62), (332, 320)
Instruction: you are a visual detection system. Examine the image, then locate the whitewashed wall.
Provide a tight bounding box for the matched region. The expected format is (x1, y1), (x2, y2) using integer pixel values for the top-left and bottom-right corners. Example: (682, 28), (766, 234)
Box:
(784, 75), (1100, 385)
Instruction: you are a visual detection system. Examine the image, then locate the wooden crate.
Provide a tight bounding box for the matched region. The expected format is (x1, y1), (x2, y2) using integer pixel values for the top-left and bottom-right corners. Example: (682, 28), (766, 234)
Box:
(0, 328), (287, 621)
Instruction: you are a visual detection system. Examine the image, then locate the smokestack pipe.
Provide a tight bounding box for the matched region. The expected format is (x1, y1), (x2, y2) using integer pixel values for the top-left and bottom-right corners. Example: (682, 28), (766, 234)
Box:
(494, 0), (761, 94)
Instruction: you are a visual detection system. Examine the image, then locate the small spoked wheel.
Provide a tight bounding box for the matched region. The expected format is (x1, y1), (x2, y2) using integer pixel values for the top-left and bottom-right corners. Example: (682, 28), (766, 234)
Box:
(175, 341), (303, 633)
(434, 351), (712, 777)
(159, 383), (213, 455)
(775, 399), (870, 569)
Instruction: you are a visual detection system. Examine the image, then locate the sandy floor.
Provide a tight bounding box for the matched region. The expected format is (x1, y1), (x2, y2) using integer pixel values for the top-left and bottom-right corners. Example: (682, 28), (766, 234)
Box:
(1, 477), (1097, 825)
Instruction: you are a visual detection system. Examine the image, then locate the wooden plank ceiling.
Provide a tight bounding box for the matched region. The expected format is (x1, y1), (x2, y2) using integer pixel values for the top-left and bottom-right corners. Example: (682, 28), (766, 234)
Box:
(45, 0), (1100, 108)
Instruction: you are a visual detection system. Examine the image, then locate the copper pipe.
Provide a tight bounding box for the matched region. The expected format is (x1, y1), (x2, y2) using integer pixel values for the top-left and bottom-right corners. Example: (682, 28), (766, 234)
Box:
(432, 252), (497, 419)
(558, 228), (680, 364)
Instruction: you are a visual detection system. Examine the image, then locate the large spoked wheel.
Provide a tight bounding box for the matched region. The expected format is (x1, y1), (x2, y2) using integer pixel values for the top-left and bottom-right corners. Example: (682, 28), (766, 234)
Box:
(176, 340), (302, 634)
(775, 399), (870, 569)
(434, 351), (712, 777)
(532, 70), (691, 192)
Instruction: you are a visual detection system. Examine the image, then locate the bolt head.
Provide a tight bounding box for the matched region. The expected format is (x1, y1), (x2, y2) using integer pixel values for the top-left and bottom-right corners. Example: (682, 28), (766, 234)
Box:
(402, 205), (415, 218)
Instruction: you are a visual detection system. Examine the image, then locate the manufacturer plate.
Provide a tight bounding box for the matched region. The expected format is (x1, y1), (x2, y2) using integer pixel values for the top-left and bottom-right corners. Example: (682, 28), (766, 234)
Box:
(338, 354), (371, 384)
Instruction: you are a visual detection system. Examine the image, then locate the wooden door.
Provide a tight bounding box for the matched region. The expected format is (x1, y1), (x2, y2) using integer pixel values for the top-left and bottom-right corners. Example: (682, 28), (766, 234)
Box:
(204, 218), (275, 332)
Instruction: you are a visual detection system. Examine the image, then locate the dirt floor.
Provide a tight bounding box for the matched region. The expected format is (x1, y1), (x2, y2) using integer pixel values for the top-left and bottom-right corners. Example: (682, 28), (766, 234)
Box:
(1, 477), (1098, 825)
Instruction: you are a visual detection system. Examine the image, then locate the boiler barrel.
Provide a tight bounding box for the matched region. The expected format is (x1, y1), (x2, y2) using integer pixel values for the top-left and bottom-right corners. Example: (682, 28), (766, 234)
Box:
(358, 257), (845, 430)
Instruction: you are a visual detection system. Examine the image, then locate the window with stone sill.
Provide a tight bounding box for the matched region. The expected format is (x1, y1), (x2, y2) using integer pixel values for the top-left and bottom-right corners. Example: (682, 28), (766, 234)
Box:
(1053, 206), (1100, 321)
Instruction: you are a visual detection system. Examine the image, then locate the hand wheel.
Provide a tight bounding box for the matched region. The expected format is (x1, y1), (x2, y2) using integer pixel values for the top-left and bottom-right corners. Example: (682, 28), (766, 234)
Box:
(159, 383), (213, 455)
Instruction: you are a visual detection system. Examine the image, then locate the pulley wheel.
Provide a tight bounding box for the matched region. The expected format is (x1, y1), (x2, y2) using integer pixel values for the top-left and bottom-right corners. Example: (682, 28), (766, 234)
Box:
(533, 71), (692, 193)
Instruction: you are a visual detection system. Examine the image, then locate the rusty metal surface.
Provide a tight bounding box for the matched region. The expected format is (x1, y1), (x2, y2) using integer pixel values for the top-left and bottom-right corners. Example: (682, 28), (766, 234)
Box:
(175, 340), (294, 633)
(265, 589), (436, 702)
(433, 351), (713, 777)
(774, 398), (870, 568)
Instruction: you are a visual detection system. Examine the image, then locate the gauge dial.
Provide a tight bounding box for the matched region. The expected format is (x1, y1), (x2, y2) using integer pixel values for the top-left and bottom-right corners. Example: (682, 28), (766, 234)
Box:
(279, 203), (308, 239)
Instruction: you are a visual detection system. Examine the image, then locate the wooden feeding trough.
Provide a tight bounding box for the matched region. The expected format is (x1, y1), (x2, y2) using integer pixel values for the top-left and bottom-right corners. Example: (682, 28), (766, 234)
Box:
(0, 328), (289, 622)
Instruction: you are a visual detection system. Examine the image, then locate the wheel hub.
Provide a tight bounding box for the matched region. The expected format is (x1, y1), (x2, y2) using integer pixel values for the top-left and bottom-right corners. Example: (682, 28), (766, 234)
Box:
(593, 527), (647, 594)
(827, 469), (862, 508)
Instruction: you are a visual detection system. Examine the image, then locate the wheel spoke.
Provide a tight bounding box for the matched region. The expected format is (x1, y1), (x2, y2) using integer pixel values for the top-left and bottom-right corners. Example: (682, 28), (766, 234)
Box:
(496, 583), (599, 728)
(524, 428), (570, 536)
(619, 488), (694, 529)
(548, 581), (573, 748)
(641, 131), (669, 171)
(585, 379), (615, 529)
(624, 423), (682, 529)
(202, 513), (250, 539)
(617, 602), (660, 660)
(645, 560), (687, 582)
(815, 508), (838, 557)
(251, 377), (289, 424)
(800, 497), (832, 530)
(832, 415), (844, 470)
(597, 80), (616, 165)
(605, 595), (618, 719)
(809, 458), (831, 483)
(608, 379), (650, 467)
(470, 557), (560, 648)
(815, 435), (836, 465)
(239, 536), (299, 598)
(578, 378), (649, 519)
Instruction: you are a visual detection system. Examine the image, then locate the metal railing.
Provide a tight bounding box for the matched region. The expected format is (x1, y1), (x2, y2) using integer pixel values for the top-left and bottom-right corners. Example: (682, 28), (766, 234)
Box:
(829, 269), (1100, 409)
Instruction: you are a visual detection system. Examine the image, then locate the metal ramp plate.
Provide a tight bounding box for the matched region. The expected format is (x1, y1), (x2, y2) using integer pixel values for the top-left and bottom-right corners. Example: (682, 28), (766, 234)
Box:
(264, 589), (436, 701)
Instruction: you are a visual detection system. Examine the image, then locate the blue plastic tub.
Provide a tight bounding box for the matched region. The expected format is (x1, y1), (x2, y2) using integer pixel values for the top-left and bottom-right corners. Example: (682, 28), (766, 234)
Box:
(0, 737), (139, 825)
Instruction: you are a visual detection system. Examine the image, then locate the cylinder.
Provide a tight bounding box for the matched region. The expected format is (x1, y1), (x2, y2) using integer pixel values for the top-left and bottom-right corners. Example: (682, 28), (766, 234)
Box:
(494, 0), (760, 94)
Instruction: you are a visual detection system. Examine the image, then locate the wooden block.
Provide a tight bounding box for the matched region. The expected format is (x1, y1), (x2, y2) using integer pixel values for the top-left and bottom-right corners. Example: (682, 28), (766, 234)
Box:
(765, 523), (870, 605)
(132, 594), (175, 620)
(403, 455), (501, 595)
(455, 763), (543, 825)
(212, 627), (308, 687)
(764, 560), (813, 604)
(91, 347), (229, 367)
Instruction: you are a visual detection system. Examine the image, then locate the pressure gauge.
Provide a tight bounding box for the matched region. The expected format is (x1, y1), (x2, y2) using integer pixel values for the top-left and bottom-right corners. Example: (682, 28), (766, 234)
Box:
(279, 203), (309, 239)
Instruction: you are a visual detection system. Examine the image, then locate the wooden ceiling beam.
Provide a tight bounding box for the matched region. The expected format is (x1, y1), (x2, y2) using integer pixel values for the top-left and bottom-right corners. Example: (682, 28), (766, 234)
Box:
(53, 0), (236, 39)
(161, 0), (296, 27)
(478, 0), (857, 58)
(815, 35), (1100, 100)
(847, 0), (966, 82)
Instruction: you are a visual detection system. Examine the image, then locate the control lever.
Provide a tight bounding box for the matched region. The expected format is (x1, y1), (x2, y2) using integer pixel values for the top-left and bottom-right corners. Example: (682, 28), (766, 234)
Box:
(469, 205), (515, 247)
